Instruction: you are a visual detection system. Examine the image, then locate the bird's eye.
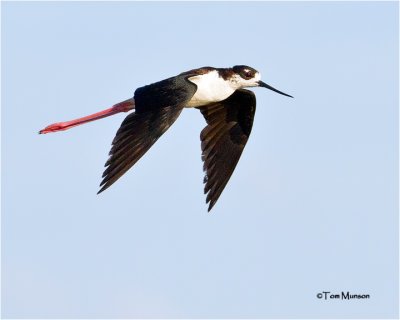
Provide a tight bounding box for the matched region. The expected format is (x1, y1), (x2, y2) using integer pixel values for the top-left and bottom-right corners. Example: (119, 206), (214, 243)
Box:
(242, 70), (253, 79)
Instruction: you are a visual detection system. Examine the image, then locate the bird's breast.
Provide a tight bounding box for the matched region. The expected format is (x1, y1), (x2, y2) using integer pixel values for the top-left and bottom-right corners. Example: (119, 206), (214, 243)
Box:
(186, 71), (235, 108)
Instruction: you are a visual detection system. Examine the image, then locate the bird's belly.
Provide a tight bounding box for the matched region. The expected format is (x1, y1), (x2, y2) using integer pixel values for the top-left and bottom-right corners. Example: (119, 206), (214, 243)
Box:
(186, 73), (235, 108)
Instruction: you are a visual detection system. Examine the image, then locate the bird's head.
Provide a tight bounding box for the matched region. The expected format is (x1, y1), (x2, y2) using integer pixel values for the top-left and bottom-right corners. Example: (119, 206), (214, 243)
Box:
(231, 65), (293, 98)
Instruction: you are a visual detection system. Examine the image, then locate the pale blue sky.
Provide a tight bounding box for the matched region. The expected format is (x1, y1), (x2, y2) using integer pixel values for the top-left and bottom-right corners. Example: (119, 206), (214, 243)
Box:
(2, 1), (398, 318)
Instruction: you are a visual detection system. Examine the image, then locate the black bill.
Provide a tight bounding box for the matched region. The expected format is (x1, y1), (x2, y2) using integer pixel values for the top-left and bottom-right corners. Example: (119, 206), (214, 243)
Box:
(258, 81), (293, 98)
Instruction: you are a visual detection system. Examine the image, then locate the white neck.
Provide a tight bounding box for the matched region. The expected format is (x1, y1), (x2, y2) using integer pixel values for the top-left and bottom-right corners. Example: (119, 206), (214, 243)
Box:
(186, 70), (237, 108)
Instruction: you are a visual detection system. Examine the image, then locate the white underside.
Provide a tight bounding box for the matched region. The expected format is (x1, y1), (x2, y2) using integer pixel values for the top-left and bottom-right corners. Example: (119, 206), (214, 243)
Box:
(185, 70), (236, 108)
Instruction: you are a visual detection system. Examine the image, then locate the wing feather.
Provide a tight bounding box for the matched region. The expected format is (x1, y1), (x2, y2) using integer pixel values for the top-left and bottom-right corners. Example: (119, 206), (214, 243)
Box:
(98, 75), (197, 193)
(198, 89), (256, 211)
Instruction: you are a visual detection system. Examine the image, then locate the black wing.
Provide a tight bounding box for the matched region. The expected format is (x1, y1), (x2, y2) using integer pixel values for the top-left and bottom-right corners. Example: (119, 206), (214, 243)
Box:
(98, 75), (197, 193)
(197, 89), (256, 211)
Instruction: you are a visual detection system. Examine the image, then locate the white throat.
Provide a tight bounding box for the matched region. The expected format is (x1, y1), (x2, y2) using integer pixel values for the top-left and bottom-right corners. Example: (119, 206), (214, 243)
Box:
(186, 70), (237, 108)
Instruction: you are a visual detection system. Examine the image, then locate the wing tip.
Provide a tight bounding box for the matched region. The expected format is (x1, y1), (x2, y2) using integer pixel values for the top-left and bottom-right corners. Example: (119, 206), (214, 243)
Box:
(97, 187), (105, 195)
(207, 203), (215, 212)
(97, 179), (110, 194)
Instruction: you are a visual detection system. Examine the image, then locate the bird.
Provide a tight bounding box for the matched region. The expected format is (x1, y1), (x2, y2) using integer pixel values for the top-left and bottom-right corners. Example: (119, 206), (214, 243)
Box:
(39, 65), (293, 211)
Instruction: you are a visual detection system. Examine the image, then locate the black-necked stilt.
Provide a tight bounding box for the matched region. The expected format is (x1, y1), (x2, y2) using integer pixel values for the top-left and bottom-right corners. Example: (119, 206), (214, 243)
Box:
(39, 65), (293, 211)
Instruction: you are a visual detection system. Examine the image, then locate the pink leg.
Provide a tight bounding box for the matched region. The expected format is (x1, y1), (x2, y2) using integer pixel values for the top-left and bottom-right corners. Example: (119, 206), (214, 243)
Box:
(39, 98), (135, 134)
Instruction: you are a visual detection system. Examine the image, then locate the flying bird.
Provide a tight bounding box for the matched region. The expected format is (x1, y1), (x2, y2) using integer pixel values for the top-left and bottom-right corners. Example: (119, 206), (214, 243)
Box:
(39, 65), (293, 211)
